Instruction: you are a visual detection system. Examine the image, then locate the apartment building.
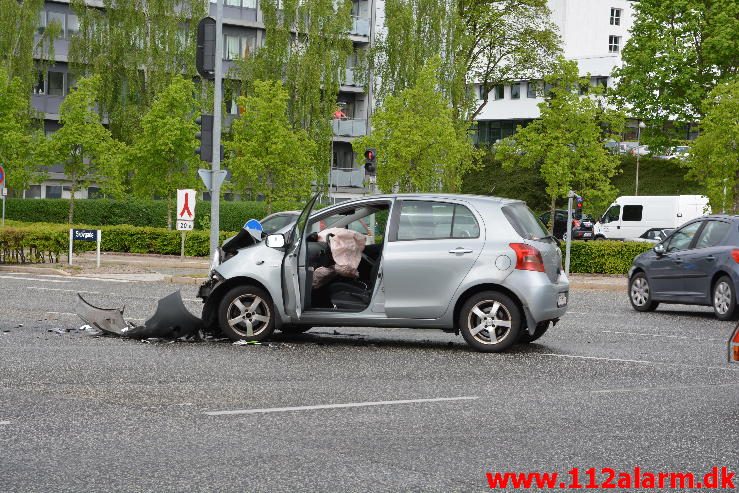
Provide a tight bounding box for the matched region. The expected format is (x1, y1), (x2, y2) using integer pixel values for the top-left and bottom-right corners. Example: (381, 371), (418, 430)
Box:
(27, 0), (376, 200)
(474, 0), (636, 145)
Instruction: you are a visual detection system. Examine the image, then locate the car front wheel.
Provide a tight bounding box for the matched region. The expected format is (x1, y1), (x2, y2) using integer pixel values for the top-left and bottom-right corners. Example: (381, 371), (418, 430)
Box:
(459, 291), (521, 352)
(713, 276), (738, 321)
(629, 272), (659, 312)
(218, 285), (276, 342)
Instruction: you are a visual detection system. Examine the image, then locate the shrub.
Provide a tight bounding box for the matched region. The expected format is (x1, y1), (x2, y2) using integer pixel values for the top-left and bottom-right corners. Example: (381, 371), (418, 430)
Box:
(4, 198), (287, 231)
(568, 240), (653, 275)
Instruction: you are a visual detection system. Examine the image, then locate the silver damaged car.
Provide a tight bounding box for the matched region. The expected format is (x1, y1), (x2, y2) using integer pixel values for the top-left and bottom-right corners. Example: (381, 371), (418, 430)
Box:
(198, 194), (569, 352)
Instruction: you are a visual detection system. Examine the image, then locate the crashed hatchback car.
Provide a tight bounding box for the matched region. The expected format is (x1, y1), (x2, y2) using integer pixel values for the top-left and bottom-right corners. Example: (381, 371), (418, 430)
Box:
(198, 194), (569, 352)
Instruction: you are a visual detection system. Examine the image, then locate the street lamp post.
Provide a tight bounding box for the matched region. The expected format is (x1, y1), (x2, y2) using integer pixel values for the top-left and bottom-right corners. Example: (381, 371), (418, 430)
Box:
(635, 121), (646, 196)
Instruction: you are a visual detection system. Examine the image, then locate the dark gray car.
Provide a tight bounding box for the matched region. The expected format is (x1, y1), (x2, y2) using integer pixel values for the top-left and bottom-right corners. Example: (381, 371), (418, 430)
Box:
(628, 215), (739, 320)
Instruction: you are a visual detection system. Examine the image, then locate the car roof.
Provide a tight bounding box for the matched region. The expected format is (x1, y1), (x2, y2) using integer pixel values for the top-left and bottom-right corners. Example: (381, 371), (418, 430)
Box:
(329, 193), (523, 207)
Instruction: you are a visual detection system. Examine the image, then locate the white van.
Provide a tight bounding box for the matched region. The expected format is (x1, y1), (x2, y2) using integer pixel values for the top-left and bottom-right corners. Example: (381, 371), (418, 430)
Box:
(594, 195), (710, 241)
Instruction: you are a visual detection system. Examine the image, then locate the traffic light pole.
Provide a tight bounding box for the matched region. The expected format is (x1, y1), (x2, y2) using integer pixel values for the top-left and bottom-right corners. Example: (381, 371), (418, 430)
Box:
(210, 0), (224, 259)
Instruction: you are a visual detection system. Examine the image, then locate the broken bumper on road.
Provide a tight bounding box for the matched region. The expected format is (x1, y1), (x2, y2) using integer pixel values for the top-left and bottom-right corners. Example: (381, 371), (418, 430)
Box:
(75, 290), (203, 339)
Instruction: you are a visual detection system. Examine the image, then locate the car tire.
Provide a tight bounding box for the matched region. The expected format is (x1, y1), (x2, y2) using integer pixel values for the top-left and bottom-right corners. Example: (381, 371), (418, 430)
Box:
(518, 321), (549, 344)
(459, 291), (521, 353)
(279, 325), (312, 335)
(218, 285), (276, 342)
(629, 272), (659, 312)
(712, 276), (738, 321)
(594, 235), (605, 241)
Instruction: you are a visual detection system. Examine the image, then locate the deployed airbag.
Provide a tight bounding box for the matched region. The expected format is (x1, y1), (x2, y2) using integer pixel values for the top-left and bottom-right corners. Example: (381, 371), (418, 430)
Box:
(313, 228), (367, 288)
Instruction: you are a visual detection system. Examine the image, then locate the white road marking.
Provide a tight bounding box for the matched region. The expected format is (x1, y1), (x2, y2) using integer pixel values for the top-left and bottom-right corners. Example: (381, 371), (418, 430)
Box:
(0, 275), (70, 283)
(535, 352), (739, 372)
(38, 275), (133, 283)
(28, 287), (99, 294)
(592, 382), (739, 394)
(46, 311), (78, 317)
(601, 329), (725, 342)
(205, 396), (479, 416)
(0, 421), (10, 426)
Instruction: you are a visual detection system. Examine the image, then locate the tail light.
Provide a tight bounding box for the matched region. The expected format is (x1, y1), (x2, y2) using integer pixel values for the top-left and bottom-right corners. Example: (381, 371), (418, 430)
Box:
(730, 326), (739, 363)
(509, 243), (546, 272)
(731, 249), (739, 263)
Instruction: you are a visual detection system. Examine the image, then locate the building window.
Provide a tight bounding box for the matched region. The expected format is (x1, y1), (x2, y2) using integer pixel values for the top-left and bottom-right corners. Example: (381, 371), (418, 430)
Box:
(609, 35), (621, 53)
(26, 185), (42, 199)
(47, 71), (64, 96)
(610, 8), (622, 26)
(478, 85), (486, 100)
(33, 71), (45, 95)
(243, 0), (257, 7)
(47, 11), (66, 36)
(88, 186), (103, 199)
(592, 76), (609, 90)
(225, 35), (240, 60)
(67, 14), (79, 37)
(45, 185), (62, 199)
(527, 80), (540, 98)
(66, 74), (77, 95)
(494, 85), (504, 100)
(225, 0), (241, 5)
(241, 33), (257, 58)
(510, 82), (520, 100)
(37, 11), (46, 34)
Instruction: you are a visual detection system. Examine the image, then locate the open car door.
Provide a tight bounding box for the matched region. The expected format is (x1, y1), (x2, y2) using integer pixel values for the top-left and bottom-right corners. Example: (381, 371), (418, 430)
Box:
(282, 193), (320, 320)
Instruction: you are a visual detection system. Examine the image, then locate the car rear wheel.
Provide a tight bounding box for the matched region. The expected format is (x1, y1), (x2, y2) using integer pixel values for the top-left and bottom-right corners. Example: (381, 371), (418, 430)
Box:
(629, 272), (659, 312)
(218, 285), (276, 342)
(459, 291), (521, 352)
(713, 276), (738, 321)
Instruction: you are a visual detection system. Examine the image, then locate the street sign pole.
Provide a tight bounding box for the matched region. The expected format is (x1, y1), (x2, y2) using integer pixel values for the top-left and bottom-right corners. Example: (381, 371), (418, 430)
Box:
(565, 191), (574, 276)
(210, 0), (224, 259)
(96, 230), (101, 268)
(68, 229), (73, 266)
(0, 165), (6, 227)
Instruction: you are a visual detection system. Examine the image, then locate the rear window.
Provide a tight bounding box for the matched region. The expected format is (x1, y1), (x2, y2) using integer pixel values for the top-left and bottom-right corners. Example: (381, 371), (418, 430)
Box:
(502, 203), (549, 240)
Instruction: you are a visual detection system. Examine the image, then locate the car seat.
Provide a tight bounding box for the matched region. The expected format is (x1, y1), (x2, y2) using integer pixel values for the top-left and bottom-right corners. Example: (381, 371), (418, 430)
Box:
(327, 251), (382, 310)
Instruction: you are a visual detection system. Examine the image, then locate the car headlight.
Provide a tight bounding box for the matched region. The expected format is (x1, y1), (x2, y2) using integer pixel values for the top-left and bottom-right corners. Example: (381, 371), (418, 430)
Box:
(210, 250), (221, 273)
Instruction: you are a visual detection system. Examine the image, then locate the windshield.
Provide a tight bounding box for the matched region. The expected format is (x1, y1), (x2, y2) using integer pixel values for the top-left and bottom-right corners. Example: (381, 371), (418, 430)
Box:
(261, 213), (297, 234)
(502, 203), (549, 240)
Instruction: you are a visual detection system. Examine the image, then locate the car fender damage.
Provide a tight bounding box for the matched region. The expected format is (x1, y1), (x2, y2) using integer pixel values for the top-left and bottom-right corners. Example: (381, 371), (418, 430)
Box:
(75, 290), (202, 339)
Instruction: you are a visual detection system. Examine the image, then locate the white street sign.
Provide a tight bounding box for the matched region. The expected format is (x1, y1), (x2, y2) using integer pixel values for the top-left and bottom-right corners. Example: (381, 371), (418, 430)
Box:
(177, 189), (197, 221)
(177, 220), (194, 231)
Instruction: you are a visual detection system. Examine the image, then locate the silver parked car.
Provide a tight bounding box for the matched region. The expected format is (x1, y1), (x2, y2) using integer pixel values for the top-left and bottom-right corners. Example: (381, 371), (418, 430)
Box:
(198, 194), (569, 352)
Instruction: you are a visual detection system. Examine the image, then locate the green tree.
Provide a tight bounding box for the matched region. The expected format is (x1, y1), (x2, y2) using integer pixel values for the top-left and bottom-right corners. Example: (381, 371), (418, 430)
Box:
(69, 0), (206, 144)
(685, 79), (739, 213)
(613, 0), (739, 146)
(354, 57), (480, 193)
(234, 0), (353, 187)
(42, 75), (120, 223)
(496, 59), (624, 231)
(377, 0), (560, 121)
(0, 67), (45, 193)
(225, 80), (317, 214)
(128, 76), (200, 228)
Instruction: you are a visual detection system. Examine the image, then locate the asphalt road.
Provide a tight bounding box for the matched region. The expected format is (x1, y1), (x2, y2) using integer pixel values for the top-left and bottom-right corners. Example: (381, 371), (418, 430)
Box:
(0, 272), (737, 492)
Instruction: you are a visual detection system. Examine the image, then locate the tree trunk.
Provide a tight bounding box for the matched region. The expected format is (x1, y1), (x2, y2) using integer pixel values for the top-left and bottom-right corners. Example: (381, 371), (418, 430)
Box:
(68, 172), (77, 224)
(548, 195), (556, 235)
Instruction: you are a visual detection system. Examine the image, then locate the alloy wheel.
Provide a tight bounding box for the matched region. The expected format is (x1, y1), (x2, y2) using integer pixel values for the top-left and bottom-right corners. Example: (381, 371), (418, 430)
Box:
(631, 277), (650, 307)
(467, 300), (512, 345)
(226, 294), (271, 337)
(714, 281), (732, 315)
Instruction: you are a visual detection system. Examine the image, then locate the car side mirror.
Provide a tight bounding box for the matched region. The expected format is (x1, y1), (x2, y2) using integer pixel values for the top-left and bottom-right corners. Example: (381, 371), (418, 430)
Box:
(654, 243), (666, 256)
(265, 234), (285, 249)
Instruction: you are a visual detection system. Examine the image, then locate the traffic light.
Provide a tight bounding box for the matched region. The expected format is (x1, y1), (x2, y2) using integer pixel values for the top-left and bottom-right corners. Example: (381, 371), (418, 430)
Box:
(576, 195), (584, 210)
(196, 17), (216, 80)
(364, 148), (377, 175)
(196, 114), (214, 162)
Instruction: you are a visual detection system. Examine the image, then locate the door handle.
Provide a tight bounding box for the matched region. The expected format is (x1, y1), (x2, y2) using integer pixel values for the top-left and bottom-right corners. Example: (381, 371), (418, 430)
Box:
(673, 258), (683, 264)
(449, 247), (473, 254)
(617, 225), (621, 229)
(705, 256), (716, 262)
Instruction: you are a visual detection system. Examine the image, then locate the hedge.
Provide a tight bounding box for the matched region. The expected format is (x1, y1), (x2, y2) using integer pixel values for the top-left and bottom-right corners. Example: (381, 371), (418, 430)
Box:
(568, 240), (653, 275)
(1, 223), (655, 274)
(0, 223), (238, 262)
(3, 198), (288, 231)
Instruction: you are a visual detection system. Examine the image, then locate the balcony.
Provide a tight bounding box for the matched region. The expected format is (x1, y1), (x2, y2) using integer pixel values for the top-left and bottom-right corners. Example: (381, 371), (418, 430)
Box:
(332, 118), (367, 137)
(350, 16), (370, 37)
(340, 67), (364, 87)
(330, 167), (365, 188)
(32, 94), (63, 116)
